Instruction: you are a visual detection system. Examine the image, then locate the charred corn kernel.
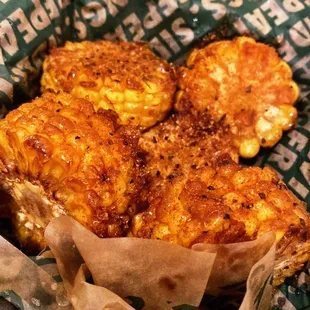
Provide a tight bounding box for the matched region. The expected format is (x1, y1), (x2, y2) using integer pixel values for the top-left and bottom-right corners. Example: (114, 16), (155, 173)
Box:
(177, 36), (300, 158)
(41, 40), (176, 129)
(239, 138), (260, 158)
(152, 224), (170, 239)
(0, 91), (144, 252)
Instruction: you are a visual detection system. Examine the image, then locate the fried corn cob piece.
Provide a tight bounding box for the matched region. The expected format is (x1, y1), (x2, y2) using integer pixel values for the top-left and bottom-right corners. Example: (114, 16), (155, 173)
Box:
(131, 160), (310, 286)
(41, 40), (176, 129)
(176, 36), (299, 158)
(0, 91), (143, 252)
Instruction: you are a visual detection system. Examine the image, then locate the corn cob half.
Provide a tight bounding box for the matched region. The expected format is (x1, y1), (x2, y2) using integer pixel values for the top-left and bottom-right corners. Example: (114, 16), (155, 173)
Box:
(131, 159), (310, 286)
(0, 91), (143, 252)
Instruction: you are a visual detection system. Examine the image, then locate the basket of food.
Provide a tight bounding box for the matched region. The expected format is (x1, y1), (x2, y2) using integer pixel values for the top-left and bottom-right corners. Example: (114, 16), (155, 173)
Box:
(0, 1), (309, 309)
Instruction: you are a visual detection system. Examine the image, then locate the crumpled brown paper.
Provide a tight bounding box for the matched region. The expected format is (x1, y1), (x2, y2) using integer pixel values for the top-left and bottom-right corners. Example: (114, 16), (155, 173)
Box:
(41, 215), (276, 309)
(45, 216), (217, 309)
(192, 233), (275, 296)
(0, 214), (277, 309)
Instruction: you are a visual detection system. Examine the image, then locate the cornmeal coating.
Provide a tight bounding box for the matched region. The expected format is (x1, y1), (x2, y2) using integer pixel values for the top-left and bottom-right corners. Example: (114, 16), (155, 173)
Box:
(131, 159), (310, 286)
(175, 37), (299, 158)
(0, 92), (143, 252)
(41, 40), (176, 129)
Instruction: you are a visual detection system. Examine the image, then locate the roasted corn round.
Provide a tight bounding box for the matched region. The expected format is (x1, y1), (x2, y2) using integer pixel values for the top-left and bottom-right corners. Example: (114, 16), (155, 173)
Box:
(176, 36), (299, 158)
(41, 40), (176, 129)
(0, 91), (144, 251)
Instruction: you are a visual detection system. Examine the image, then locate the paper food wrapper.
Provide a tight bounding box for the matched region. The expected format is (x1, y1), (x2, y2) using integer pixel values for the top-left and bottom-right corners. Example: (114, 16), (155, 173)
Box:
(0, 0), (309, 309)
(0, 215), (275, 309)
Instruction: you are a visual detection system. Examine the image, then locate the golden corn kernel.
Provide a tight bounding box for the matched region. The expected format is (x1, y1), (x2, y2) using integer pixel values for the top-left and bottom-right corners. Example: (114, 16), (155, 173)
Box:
(152, 224), (170, 239)
(274, 60), (293, 78)
(255, 118), (283, 147)
(275, 231), (285, 242)
(124, 89), (141, 102)
(144, 81), (159, 94)
(239, 138), (260, 158)
(106, 90), (125, 103)
(244, 220), (258, 238)
(98, 99), (114, 110)
(149, 96), (162, 106)
(175, 90), (183, 107)
(123, 102), (141, 112)
(186, 48), (198, 66)
(277, 104), (298, 130)
(288, 81), (300, 103)
(253, 201), (277, 221)
(237, 36), (256, 45)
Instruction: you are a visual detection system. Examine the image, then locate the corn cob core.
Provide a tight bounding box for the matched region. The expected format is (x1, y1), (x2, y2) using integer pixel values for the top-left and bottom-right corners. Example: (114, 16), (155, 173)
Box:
(176, 37), (299, 158)
(0, 92), (143, 251)
(131, 160), (310, 285)
(41, 40), (176, 129)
